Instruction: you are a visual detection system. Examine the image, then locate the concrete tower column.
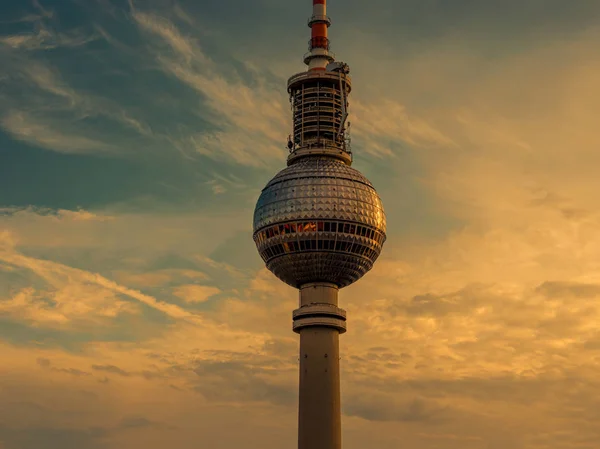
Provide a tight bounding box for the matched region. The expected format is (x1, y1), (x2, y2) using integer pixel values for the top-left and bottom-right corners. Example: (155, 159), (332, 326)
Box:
(293, 283), (346, 449)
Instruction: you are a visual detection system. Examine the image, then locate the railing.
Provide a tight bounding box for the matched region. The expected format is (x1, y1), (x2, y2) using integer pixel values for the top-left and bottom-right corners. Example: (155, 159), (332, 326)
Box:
(308, 15), (331, 27)
(294, 90), (343, 99)
(292, 316), (347, 333)
(293, 106), (340, 114)
(294, 124), (340, 133)
(287, 70), (351, 88)
(293, 304), (346, 320)
(292, 135), (343, 146)
(303, 50), (335, 65)
(295, 99), (343, 108)
(293, 85), (341, 94)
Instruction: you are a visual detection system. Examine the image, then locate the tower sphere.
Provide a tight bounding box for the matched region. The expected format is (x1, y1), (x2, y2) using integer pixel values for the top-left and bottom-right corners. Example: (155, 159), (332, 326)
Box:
(253, 156), (386, 289)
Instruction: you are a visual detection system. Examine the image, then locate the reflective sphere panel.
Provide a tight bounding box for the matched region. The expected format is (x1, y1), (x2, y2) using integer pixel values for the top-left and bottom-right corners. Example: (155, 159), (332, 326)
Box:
(253, 157), (386, 288)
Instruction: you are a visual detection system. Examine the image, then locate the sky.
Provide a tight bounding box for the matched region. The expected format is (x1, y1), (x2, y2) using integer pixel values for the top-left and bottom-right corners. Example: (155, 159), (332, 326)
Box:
(1, 0), (600, 448)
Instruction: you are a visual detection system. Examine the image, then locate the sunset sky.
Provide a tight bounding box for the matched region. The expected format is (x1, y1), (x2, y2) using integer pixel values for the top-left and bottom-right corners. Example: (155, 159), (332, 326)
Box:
(1, 0), (600, 448)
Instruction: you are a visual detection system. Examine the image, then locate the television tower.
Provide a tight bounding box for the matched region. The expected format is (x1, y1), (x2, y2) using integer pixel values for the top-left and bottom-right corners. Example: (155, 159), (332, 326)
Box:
(252, 1), (386, 448)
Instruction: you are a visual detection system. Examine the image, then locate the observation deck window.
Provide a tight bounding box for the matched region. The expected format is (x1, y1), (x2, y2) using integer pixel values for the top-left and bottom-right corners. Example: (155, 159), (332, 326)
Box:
(256, 221), (385, 249)
(261, 239), (382, 262)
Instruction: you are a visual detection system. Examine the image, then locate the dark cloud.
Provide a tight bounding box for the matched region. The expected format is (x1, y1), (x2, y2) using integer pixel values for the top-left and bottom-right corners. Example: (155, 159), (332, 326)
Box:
(192, 356), (295, 406)
(140, 369), (167, 380)
(117, 416), (174, 430)
(0, 425), (109, 449)
(91, 364), (131, 377)
(36, 357), (51, 367)
(344, 394), (447, 423)
(57, 367), (92, 377)
(338, 370), (600, 447)
(0, 417), (173, 449)
(364, 373), (600, 413)
(536, 281), (600, 299)
(583, 338), (600, 350)
(36, 357), (91, 376)
(385, 283), (494, 318)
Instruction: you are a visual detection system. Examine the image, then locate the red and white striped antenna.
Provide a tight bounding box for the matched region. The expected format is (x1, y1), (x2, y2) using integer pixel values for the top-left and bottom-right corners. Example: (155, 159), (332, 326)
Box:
(304, 0), (335, 70)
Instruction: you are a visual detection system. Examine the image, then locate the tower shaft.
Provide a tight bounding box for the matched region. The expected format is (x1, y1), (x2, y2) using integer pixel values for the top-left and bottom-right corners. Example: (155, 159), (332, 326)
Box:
(298, 327), (341, 449)
(293, 283), (346, 449)
(253, 2), (387, 449)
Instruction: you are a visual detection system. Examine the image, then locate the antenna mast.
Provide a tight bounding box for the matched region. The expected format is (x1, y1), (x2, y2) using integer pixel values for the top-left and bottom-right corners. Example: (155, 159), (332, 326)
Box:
(286, 0), (353, 166)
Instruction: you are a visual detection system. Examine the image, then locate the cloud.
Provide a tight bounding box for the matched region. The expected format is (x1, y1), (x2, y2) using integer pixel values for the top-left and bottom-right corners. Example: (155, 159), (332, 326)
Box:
(0, 29), (96, 51)
(204, 172), (246, 195)
(343, 394), (447, 423)
(130, 10), (200, 65)
(191, 354), (295, 406)
(0, 206), (248, 256)
(0, 286), (136, 327)
(37, 358), (91, 377)
(171, 284), (221, 303)
(91, 364), (131, 377)
(396, 31), (600, 226)
(51, 209), (115, 222)
(32, 0), (54, 19)
(0, 425), (109, 449)
(11, 57), (150, 121)
(535, 281), (600, 299)
(352, 99), (456, 158)
(1, 111), (114, 154)
(0, 21), (97, 51)
(0, 224), (217, 329)
(117, 417), (172, 430)
(130, 7), (289, 167)
(0, 41), (152, 155)
(112, 269), (208, 288)
(0, 342), (297, 449)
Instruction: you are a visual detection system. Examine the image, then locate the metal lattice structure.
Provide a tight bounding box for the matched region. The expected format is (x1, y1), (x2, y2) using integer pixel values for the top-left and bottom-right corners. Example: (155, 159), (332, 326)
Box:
(289, 71), (350, 151)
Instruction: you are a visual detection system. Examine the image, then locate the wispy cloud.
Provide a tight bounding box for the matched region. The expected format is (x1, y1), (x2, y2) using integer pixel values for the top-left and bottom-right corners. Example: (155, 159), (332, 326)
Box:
(0, 285), (138, 327)
(1, 111), (113, 154)
(352, 99), (456, 158)
(0, 14), (152, 155)
(112, 269), (209, 288)
(0, 24), (98, 51)
(205, 172), (246, 195)
(130, 6), (289, 167)
(0, 242), (200, 322)
(0, 0), (95, 51)
(171, 284), (221, 303)
(11, 59), (151, 133)
(0, 206), (250, 264)
(131, 10), (200, 65)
